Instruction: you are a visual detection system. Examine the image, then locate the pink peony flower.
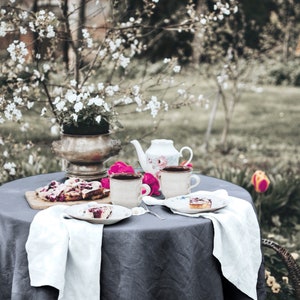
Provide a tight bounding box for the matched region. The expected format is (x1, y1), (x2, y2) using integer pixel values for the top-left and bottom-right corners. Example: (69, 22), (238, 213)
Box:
(100, 177), (110, 189)
(142, 172), (160, 196)
(107, 161), (135, 175)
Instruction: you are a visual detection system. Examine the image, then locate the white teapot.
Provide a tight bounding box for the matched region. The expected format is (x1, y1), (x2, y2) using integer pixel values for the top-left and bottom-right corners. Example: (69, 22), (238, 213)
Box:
(130, 139), (193, 175)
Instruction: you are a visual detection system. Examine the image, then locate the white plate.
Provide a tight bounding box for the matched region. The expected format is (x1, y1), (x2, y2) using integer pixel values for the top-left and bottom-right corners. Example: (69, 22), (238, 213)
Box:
(164, 193), (227, 214)
(65, 203), (132, 225)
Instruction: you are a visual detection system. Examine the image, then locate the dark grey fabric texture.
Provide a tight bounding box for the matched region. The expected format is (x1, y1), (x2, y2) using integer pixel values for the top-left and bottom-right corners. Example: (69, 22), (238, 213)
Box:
(0, 172), (266, 300)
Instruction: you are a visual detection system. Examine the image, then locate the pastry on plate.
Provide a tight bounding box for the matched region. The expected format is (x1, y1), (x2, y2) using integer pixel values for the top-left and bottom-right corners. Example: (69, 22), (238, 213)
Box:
(82, 206), (112, 219)
(189, 196), (212, 209)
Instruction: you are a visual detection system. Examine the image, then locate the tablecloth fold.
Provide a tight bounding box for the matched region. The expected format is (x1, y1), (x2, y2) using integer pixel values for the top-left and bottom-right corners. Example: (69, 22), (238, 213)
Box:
(172, 189), (262, 300)
(25, 205), (103, 300)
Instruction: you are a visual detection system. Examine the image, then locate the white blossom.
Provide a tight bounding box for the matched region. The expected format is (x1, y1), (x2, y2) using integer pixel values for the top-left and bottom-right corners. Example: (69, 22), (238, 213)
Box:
(4, 162), (16, 176)
(33, 69), (41, 78)
(4, 102), (22, 121)
(28, 155), (34, 165)
(132, 85), (140, 96)
(13, 96), (23, 105)
(108, 40), (117, 52)
(7, 41), (28, 64)
(65, 90), (77, 103)
(98, 49), (107, 58)
(50, 124), (60, 136)
(112, 52), (119, 60)
(177, 89), (186, 95)
(55, 100), (66, 111)
(19, 26), (27, 34)
(134, 96), (142, 106)
(20, 11), (28, 20)
(82, 29), (93, 48)
(200, 18), (207, 25)
(70, 79), (77, 87)
(46, 25), (55, 38)
(95, 115), (102, 123)
(173, 65), (181, 73)
(20, 122), (29, 132)
(163, 101), (169, 111)
(105, 86), (115, 96)
(122, 96), (133, 104)
(115, 38), (122, 48)
(43, 63), (51, 72)
(86, 38), (93, 48)
(71, 113), (78, 122)
(97, 82), (104, 91)
(40, 107), (47, 116)
(145, 96), (161, 118)
(88, 96), (104, 106)
(119, 54), (130, 68)
(74, 102), (83, 113)
(0, 22), (7, 37)
(112, 85), (119, 92)
(82, 28), (89, 38)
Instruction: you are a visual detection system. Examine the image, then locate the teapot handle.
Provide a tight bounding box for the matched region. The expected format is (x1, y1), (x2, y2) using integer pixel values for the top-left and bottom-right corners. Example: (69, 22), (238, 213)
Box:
(179, 146), (193, 165)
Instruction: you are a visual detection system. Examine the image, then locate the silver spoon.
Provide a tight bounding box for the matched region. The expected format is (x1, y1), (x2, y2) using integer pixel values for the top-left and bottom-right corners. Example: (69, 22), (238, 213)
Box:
(140, 202), (166, 220)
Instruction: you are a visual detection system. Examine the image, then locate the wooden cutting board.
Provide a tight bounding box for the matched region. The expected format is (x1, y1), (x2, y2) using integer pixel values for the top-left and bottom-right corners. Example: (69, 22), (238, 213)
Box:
(25, 191), (111, 210)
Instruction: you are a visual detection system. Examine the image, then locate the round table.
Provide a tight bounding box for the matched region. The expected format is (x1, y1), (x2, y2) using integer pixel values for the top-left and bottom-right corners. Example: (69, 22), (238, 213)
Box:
(0, 172), (266, 300)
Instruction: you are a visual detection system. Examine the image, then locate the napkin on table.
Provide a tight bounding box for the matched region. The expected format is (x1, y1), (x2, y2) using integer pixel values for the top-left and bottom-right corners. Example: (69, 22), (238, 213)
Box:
(25, 205), (103, 300)
(170, 189), (262, 300)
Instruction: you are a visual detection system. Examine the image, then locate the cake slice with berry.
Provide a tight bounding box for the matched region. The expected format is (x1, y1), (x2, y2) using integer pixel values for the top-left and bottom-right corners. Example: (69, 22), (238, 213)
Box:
(83, 206), (112, 219)
(189, 196), (212, 209)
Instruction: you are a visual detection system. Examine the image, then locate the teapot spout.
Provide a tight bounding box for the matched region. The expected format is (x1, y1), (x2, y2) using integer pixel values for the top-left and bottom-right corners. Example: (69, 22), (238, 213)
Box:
(130, 140), (154, 174)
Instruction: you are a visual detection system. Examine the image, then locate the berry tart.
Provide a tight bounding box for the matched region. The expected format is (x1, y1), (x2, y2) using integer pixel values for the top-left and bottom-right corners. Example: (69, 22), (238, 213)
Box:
(189, 197), (212, 209)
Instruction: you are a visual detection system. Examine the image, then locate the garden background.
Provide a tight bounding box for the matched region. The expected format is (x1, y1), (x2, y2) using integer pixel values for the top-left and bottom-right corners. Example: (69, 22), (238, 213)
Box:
(0, 0), (300, 299)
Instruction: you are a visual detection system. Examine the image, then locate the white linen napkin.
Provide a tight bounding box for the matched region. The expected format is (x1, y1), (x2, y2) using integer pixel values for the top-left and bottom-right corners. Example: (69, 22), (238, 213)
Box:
(170, 189), (262, 300)
(25, 205), (103, 300)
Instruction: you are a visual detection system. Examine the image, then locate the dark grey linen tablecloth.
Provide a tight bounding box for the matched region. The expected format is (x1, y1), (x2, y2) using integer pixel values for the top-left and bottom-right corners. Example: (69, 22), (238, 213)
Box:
(0, 172), (266, 300)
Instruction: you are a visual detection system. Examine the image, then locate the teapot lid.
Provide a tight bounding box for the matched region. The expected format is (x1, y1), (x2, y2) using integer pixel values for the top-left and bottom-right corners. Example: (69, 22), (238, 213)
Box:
(151, 139), (173, 144)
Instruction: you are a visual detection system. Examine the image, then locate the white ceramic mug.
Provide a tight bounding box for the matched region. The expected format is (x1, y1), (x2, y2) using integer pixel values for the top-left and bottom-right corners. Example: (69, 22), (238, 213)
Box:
(109, 173), (151, 208)
(160, 166), (200, 199)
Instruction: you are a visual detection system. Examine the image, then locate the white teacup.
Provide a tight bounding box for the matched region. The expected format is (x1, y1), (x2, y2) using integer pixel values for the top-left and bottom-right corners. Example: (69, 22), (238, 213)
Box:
(160, 166), (200, 199)
(109, 173), (151, 208)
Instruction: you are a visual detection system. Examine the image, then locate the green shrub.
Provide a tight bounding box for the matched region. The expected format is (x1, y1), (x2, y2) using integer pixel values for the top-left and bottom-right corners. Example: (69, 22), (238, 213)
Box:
(260, 60), (300, 86)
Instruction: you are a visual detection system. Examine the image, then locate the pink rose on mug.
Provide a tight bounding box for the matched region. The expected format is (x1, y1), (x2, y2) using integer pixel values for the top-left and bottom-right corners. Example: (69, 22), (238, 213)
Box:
(142, 172), (160, 196)
(107, 161), (135, 175)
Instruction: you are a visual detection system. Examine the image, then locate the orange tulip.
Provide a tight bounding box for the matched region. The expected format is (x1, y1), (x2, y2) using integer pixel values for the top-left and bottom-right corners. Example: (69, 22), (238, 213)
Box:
(251, 170), (270, 193)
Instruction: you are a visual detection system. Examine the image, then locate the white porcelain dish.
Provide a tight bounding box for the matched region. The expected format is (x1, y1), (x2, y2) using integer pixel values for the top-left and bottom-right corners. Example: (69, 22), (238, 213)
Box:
(164, 193), (227, 214)
(65, 203), (132, 225)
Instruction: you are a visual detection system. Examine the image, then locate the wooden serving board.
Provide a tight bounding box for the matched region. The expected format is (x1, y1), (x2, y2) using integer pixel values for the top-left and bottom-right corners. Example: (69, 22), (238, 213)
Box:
(25, 191), (111, 210)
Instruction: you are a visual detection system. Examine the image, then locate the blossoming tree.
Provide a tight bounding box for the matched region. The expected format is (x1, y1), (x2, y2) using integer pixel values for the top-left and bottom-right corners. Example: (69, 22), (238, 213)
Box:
(0, 0), (238, 181)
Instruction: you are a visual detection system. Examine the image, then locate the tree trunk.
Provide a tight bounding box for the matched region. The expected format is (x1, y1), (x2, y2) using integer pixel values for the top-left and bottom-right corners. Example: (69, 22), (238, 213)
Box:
(203, 90), (221, 151)
(75, 0), (86, 84)
(191, 0), (208, 66)
(61, 0), (69, 70)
